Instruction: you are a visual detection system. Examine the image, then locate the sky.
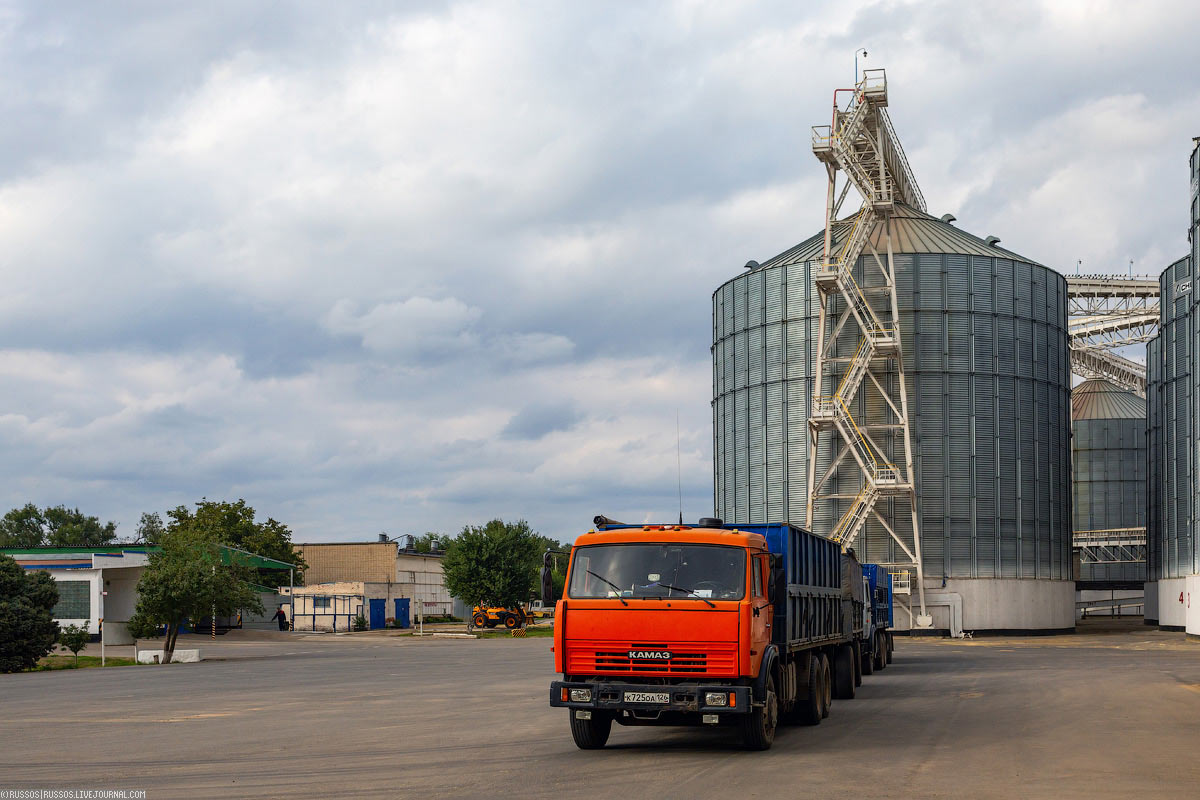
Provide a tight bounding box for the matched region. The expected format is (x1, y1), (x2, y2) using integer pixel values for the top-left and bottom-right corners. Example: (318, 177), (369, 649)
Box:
(1, 0), (1197, 544)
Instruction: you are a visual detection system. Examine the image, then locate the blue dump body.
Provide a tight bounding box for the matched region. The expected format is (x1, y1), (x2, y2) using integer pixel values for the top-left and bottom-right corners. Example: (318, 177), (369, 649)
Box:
(728, 523), (847, 647)
(862, 563), (894, 629)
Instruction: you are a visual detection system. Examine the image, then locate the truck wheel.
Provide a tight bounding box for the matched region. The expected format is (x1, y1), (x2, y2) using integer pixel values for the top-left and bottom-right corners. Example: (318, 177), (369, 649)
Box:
(471, 613), (487, 628)
(873, 633), (886, 672)
(832, 645), (856, 700)
(886, 632), (894, 664)
(740, 674), (778, 750)
(851, 641), (863, 687)
(785, 654), (821, 726)
(861, 641), (875, 676)
(569, 711), (612, 749)
(818, 653), (832, 718)
(503, 614), (519, 629)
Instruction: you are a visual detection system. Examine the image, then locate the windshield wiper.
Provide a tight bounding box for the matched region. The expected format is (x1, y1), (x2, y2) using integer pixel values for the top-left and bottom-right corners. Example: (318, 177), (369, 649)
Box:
(586, 570), (628, 606)
(653, 583), (716, 608)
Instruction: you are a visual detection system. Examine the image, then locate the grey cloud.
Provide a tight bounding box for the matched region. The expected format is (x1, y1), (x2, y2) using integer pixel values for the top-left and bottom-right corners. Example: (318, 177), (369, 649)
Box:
(0, 1), (1195, 541)
(501, 401), (583, 441)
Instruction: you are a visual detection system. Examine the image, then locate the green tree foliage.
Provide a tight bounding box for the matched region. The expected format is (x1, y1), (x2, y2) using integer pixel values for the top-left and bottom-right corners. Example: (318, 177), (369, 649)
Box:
(135, 512), (165, 545)
(442, 519), (543, 609)
(165, 499), (306, 586)
(0, 504), (117, 548)
(58, 623), (90, 667)
(0, 504), (46, 548)
(0, 554), (60, 673)
(133, 526), (264, 663)
(411, 533), (443, 553)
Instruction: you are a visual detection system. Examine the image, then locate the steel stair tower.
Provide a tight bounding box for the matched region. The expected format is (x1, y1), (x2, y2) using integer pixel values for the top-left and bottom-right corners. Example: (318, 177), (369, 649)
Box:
(806, 69), (930, 627)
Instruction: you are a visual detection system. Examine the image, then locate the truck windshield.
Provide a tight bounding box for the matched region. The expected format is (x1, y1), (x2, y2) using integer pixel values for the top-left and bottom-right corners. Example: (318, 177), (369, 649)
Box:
(568, 544), (745, 601)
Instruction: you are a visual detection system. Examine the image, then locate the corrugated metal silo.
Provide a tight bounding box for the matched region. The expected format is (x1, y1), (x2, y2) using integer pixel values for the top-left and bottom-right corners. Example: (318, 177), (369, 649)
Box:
(713, 204), (1073, 632)
(1071, 379), (1147, 583)
(1152, 254), (1193, 630)
(1145, 333), (1162, 623)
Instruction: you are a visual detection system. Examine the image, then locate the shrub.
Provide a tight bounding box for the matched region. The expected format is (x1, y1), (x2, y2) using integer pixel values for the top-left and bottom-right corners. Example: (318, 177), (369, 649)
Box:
(0, 555), (60, 673)
(352, 614), (368, 631)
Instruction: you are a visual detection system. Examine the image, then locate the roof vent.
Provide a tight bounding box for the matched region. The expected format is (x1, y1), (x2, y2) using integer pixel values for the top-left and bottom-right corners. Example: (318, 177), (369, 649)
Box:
(744, 260), (760, 270)
(698, 517), (724, 527)
(940, 213), (957, 224)
(985, 236), (1001, 247)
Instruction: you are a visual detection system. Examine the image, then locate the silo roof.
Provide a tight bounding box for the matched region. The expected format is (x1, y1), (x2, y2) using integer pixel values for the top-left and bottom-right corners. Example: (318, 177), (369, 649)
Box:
(758, 203), (1045, 269)
(1071, 378), (1146, 421)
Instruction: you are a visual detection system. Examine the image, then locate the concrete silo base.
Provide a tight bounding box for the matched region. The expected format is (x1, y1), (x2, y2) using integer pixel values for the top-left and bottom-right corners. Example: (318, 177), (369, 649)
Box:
(892, 579), (1075, 635)
(1156, 578), (1188, 630)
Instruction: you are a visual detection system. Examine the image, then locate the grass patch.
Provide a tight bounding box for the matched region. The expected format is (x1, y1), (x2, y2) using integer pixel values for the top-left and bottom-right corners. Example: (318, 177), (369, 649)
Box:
(475, 626), (555, 639)
(34, 655), (139, 671)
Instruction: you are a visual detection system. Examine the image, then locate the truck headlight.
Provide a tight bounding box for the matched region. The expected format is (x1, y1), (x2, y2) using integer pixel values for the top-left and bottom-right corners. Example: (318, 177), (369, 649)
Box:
(570, 688), (592, 702)
(704, 692), (728, 706)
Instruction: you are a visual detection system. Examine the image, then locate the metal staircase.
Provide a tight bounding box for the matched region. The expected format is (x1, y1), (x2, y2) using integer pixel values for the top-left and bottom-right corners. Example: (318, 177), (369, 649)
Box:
(806, 69), (930, 627)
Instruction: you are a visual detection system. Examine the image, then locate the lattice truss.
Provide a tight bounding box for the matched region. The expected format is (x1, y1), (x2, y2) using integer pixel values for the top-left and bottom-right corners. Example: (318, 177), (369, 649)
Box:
(806, 69), (930, 625)
(1066, 277), (1159, 395)
(1073, 528), (1147, 564)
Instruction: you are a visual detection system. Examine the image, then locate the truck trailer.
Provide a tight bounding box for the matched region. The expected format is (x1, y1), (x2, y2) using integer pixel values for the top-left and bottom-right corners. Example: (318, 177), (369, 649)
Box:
(548, 517), (893, 750)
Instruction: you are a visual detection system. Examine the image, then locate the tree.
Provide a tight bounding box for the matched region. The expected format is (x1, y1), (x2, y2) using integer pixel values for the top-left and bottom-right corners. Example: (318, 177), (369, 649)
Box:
(442, 520), (543, 615)
(58, 623), (90, 667)
(165, 499), (306, 586)
(0, 554), (60, 673)
(0, 504), (117, 548)
(407, 533), (447, 553)
(132, 525), (263, 664)
(135, 512), (165, 545)
(0, 504), (47, 548)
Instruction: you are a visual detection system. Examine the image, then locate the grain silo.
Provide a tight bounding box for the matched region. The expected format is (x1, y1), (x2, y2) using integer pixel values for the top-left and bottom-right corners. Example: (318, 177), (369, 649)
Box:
(1070, 379), (1146, 584)
(1150, 254), (1193, 630)
(713, 204), (1074, 633)
(1145, 334), (1162, 624)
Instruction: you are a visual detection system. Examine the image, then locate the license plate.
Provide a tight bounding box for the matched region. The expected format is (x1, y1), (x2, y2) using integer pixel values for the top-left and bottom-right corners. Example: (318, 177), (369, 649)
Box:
(624, 691), (670, 704)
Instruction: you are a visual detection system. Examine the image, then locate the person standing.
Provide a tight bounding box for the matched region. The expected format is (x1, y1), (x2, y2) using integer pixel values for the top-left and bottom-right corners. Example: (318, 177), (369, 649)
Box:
(271, 605), (289, 631)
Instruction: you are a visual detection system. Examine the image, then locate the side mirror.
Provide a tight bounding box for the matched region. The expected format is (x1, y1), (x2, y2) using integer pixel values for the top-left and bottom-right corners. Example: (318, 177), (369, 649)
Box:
(768, 555), (783, 605)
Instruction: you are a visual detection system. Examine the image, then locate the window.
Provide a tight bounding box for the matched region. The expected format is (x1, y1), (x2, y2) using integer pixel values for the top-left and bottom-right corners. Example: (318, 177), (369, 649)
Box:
(567, 544), (746, 600)
(52, 581), (90, 620)
(752, 557), (763, 597)
(313, 596), (331, 610)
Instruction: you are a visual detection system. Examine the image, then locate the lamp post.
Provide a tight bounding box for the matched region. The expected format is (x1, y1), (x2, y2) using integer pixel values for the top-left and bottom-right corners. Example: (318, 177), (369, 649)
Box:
(855, 48), (868, 83)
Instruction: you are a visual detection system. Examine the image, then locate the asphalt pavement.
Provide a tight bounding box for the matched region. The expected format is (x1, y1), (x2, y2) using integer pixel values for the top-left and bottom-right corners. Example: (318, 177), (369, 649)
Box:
(2, 620), (1199, 799)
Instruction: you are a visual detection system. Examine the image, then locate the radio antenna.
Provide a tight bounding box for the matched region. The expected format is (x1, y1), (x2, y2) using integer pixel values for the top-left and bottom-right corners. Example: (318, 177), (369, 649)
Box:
(676, 410), (683, 525)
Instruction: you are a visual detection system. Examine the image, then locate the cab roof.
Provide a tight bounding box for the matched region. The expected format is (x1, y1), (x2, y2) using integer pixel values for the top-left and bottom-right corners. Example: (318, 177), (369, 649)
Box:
(573, 526), (767, 551)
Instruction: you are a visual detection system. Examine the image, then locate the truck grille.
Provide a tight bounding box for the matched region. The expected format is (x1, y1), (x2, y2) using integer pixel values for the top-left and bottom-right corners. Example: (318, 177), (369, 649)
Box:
(566, 641), (738, 677)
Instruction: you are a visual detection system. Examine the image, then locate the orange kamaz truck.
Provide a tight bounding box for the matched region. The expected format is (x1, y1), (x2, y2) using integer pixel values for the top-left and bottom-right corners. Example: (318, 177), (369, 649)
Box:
(548, 517), (876, 750)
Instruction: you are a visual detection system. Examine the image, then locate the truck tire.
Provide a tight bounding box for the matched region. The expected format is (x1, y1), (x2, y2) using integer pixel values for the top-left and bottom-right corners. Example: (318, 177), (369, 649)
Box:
(784, 654), (821, 726)
(569, 711), (612, 750)
(873, 633), (886, 672)
(818, 653), (832, 718)
(471, 612), (487, 628)
(832, 644), (856, 700)
(861, 641), (875, 676)
(503, 614), (519, 629)
(740, 674), (778, 750)
(852, 640), (863, 687)
(886, 632), (894, 663)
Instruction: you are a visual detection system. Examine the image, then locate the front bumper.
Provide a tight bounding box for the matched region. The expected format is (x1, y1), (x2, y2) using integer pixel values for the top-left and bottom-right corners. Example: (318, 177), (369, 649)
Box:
(550, 680), (751, 714)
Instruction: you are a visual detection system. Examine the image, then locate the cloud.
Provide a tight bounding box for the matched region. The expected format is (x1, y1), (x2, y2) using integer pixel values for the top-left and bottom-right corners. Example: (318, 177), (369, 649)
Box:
(324, 297), (482, 358)
(0, 1), (1196, 542)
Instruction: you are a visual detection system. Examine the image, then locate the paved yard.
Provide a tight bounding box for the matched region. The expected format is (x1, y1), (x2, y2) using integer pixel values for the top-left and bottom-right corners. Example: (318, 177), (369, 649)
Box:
(2, 620), (1199, 799)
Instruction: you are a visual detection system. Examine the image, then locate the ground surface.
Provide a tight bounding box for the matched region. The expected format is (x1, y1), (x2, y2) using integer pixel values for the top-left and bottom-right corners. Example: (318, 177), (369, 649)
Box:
(2, 619), (1199, 799)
